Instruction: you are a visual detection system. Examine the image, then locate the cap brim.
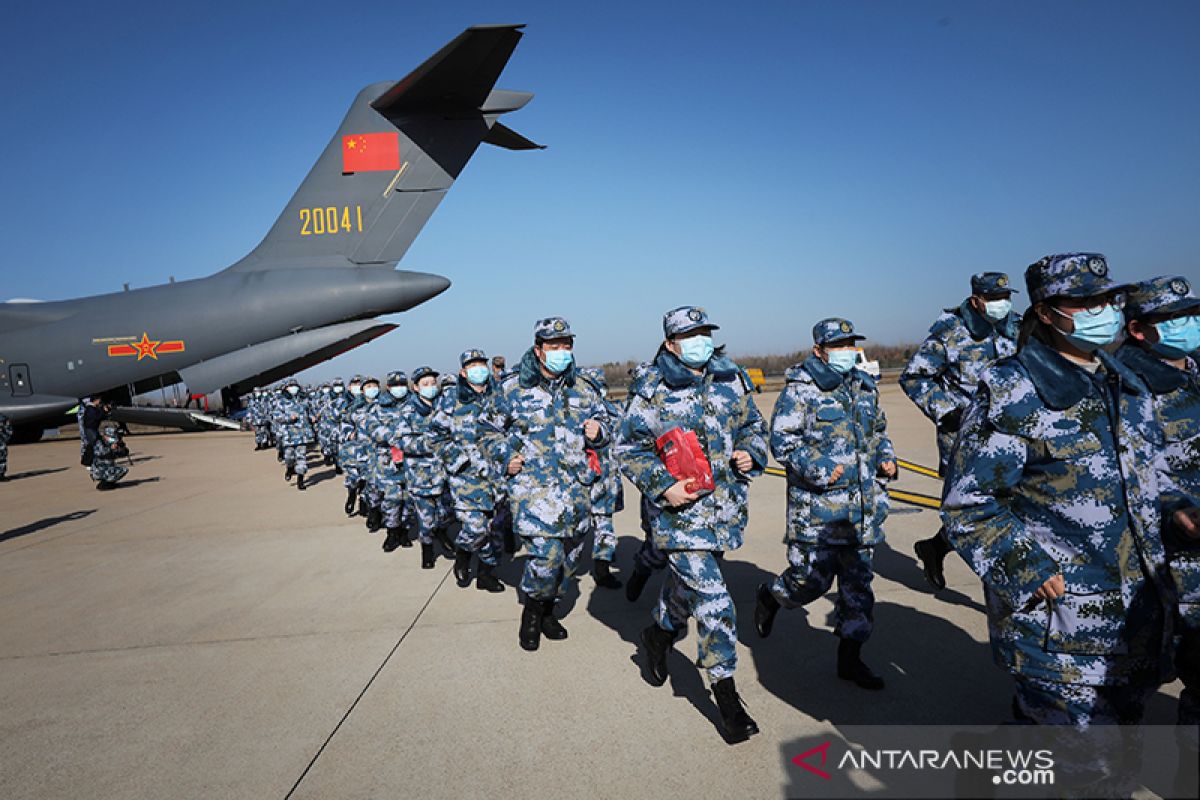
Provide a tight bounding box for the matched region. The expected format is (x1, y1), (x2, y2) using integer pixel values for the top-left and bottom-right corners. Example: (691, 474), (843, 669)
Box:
(669, 322), (720, 337)
(1134, 296), (1200, 318)
(820, 334), (866, 345)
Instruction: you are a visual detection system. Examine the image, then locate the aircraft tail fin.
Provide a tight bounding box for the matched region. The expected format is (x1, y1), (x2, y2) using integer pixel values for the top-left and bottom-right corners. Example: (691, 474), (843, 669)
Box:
(227, 24), (536, 273)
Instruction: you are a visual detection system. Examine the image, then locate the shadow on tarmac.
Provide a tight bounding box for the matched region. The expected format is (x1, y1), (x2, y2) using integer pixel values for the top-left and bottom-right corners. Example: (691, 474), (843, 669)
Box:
(1, 467), (69, 481)
(1, 509), (97, 543)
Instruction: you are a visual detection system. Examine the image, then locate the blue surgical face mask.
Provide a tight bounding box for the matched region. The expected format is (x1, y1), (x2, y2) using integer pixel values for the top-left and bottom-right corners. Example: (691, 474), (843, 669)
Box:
(389, 386), (408, 399)
(543, 349), (573, 374)
(349, 385), (362, 397)
(287, 386), (299, 395)
(1052, 304), (1123, 352)
(983, 299), (1012, 321)
(1153, 315), (1200, 359)
(677, 335), (714, 367)
(825, 349), (858, 374)
(465, 365), (491, 385)
(419, 385), (440, 400)
(333, 385), (344, 394)
(363, 386), (380, 399)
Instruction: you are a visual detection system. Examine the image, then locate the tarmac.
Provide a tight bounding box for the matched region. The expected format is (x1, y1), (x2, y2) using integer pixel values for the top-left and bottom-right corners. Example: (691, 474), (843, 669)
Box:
(0, 386), (1185, 799)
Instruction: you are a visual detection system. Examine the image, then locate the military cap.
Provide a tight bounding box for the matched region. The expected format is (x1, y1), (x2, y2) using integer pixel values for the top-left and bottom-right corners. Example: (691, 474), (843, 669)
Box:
(411, 366), (438, 383)
(1125, 275), (1200, 320)
(459, 348), (488, 367)
(534, 316), (574, 341)
(385, 370), (408, 386)
(1025, 253), (1130, 303)
(361, 374), (380, 385)
(663, 305), (720, 338)
(813, 317), (866, 345)
(348, 374), (363, 384)
(284, 376), (299, 386)
(971, 272), (1018, 295)
(331, 377), (344, 386)
(439, 374), (458, 387)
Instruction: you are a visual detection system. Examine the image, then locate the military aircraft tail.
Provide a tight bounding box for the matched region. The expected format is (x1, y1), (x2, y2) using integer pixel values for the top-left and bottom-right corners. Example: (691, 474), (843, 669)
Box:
(226, 24), (540, 273)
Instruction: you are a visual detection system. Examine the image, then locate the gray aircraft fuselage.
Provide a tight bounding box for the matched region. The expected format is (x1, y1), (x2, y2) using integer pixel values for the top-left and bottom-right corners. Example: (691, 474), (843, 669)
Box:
(0, 24), (538, 435)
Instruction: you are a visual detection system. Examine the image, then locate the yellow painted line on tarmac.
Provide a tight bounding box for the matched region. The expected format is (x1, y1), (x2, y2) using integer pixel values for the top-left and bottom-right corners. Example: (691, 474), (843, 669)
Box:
(896, 458), (941, 479)
(762, 465), (942, 510)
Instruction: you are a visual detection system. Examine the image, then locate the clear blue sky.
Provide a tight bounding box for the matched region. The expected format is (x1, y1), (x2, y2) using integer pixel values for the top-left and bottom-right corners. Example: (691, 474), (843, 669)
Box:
(3, 1), (1198, 380)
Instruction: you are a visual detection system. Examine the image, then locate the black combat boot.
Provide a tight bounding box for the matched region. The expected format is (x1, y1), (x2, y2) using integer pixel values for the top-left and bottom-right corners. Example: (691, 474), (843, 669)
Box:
(96, 480), (115, 491)
(475, 563), (505, 593)
(639, 624), (675, 686)
(366, 506), (382, 533)
(540, 599), (568, 640)
(296, 474), (306, 491)
(382, 527), (402, 553)
(334, 464), (343, 475)
(913, 531), (950, 591)
(284, 464), (294, 481)
(420, 542), (437, 569)
(324, 454), (334, 466)
(837, 638), (885, 690)
(357, 496), (369, 518)
(399, 523), (413, 548)
(625, 566), (651, 602)
(592, 559), (623, 589)
(453, 549), (473, 587)
(436, 525), (457, 555)
(754, 583), (781, 638)
(519, 599), (543, 651)
(711, 677), (759, 743)
(344, 487), (357, 516)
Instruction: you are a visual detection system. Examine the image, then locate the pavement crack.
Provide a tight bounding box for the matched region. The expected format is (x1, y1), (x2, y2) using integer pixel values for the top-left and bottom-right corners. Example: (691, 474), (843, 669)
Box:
(284, 566), (453, 799)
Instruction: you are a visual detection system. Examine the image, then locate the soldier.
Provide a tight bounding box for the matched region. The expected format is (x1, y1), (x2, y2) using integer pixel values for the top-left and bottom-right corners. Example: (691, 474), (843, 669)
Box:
(940, 254), (1200, 789)
(0, 411), (11, 481)
(491, 355), (508, 381)
(395, 366), (455, 568)
(753, 318), (896, 690)
(323, 379), (348, 475)
(430, 350), (507, 593)
(372, 371), (411, 552)
(900, 272), (1020, 591)
(1115, 276), (1200, 758)
(274, 378), (315, 490)
(90, 421), (129, 490)
(494, 318), (610, 651)
(356, 376), (387, 529)
(338, 376), (369, 515)
(578, 367), (624, 589)
(617, 306), (766, 743)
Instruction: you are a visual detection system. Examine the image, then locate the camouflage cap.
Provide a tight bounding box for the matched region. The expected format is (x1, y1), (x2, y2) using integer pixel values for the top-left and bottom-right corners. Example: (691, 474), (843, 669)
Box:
(385, 370), (408, 386)
(971, 272), (1018, 295)
(348, 374), (363, 384)
(439, 374), (458, 387)
(534, 316), (574, 342)
(813, 317), (866, 345)
(459, 348), (488, 367)
(663, 305), (720, 338)
(332, 377), (344, 385)
(1025, 253), (1129, 303)
(411, 366), (438, 383)
(284, 376), (299, 387)
(1125, 275), (1200, 320)
(361, 374), (380, 385)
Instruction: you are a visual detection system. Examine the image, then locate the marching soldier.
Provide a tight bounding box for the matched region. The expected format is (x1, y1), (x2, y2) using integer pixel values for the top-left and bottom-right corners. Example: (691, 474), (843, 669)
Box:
(941, 254), (1200, 790)
(430, 350), (507, 592)
(900, 272), (1019, 590)
(494, 318), (610, 650)
(372, 371), (411, 552)
(754, 318), (896, 690)
(617, 306), (766, 743)
(395, 367), (456, 568)
(579, 367), (624, 589)
(338, 376), (369, 515)
(1115, 276), (1200, 759)
(274, 378), (315, 490)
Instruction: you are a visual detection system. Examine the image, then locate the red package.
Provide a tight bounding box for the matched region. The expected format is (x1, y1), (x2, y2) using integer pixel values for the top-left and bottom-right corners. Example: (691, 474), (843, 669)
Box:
(655, 428), (715, 494)
(586, 448), (602, 475)
(390, 446), (404, 464)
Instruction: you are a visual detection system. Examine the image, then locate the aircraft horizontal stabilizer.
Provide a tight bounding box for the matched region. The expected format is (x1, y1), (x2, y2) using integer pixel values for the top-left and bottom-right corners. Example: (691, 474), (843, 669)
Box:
(484, 122), (545, 150)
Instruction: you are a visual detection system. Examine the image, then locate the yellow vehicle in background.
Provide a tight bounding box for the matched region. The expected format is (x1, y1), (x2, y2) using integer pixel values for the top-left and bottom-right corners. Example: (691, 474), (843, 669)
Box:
(745, 368), (766, 392)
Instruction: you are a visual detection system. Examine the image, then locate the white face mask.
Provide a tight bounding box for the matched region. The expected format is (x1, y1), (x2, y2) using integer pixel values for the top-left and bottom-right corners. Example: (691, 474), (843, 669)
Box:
(983, 299), (1012, 321)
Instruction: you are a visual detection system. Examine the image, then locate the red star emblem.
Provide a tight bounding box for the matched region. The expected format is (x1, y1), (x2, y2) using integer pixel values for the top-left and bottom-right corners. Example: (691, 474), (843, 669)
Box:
(132, 332), (161, 360)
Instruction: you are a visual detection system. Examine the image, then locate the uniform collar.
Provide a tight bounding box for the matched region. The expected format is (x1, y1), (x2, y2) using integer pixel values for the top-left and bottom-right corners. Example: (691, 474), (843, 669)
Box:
(518, 347), (575, 390)
(655, 350), (738, 389)
(959, 300), (1019, 341)
(1018, 337), (1146, 410)
(800, 354), (847, 392)
(1115, 343), (1188, 394)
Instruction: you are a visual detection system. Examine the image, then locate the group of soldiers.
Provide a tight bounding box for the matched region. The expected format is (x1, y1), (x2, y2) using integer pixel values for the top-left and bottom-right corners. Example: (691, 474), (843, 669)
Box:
(237, 254), (1199, 772)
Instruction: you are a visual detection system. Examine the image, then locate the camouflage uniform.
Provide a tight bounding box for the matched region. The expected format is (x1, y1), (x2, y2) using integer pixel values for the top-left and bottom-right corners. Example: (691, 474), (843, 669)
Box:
(764, 318), (894, 646)
(395, 368), (452, 548)
(578, 368), (625, 564)
(274, 384), (314, 477)
(0, 412), (11, 479)
(90, 424), (129, 487)
(941, 254), (1179, 732)
(365, 374), (409, 530)
(493, 322), (610, 603)
(1116, 276), (1200, 744)
(900, 272), (1020, 471)
(429, 351), (506, 569)
(338, 378), (371, 492)
(322, 381), (348, 467)
(617, 307), (767, 683)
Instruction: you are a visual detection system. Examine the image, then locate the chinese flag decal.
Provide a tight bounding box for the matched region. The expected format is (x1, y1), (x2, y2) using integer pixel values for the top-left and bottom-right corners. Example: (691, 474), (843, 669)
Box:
(342, 132), (400, 173)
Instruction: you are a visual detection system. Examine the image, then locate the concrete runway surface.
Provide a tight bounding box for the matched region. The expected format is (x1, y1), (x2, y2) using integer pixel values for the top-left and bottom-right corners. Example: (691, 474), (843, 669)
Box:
(0, 386), (1184, 799)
